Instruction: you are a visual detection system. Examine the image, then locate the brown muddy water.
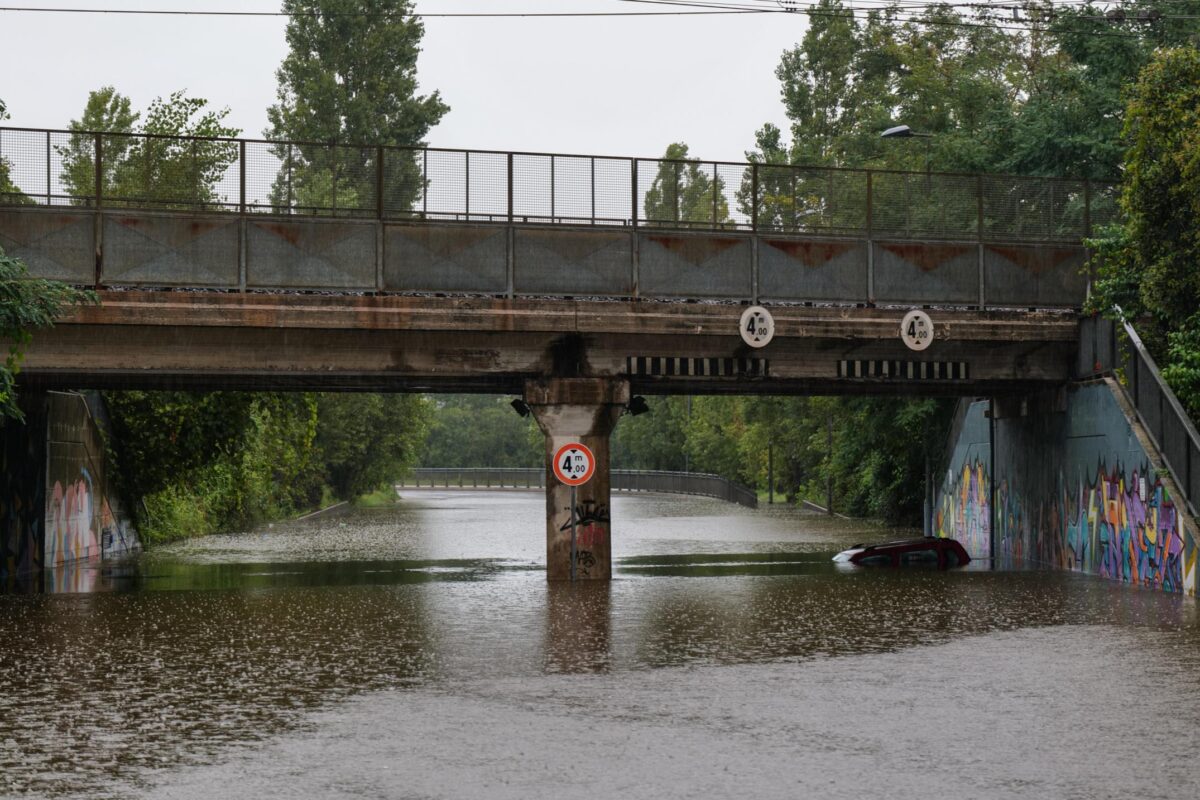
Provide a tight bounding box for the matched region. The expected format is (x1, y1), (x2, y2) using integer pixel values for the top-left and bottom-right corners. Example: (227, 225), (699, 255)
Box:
(1, 490), (1197, 799)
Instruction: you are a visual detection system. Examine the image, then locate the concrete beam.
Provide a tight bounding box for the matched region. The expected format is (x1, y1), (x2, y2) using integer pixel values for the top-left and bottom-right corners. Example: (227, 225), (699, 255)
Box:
(16, 291), (1083, 395)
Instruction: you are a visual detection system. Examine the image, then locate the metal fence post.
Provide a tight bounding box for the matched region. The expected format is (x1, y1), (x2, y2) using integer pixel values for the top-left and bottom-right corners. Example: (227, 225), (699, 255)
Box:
(507, 152), (514, 222)
(977, 173), (985, 309)
(631, 159), (639, 227)
(45, 130), (51, 204)
(865, 170), (874, 305)
(93, 132), (103, 287)
(711, 162), (719, 228)
(286, 143), (294, 213)
(239, 140), (247, 214)
(376, 145), (385, 219)
(751, 162), (759, 232)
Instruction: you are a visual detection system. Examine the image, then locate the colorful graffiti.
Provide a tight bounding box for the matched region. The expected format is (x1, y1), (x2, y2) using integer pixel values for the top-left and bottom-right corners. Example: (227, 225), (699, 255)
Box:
(938, 446), (1196, 595)
(935, 460), (991, 559)
(994, 463), (1188, 593)
(45, 470), (101, 566)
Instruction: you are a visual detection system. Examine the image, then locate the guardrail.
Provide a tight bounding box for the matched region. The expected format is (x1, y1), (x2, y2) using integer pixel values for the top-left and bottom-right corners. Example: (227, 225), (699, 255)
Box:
(0, 125), (1115, 239)
(1083, 314), (1200, 517)
(0, 126), (1113, 307)
(400, 468), (758, 509)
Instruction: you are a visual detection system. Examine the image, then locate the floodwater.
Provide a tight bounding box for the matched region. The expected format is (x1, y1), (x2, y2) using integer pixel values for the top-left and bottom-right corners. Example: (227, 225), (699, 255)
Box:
(1, 490), (1198, 800)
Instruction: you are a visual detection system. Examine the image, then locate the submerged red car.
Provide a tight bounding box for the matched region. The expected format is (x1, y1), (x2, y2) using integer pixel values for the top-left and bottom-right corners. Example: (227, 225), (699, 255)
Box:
(833, 536), (971, 568)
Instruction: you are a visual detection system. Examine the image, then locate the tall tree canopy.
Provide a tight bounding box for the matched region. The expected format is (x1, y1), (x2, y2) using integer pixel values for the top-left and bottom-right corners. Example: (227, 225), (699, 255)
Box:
(1090, 46), (1200, 417)
(643, 143), (730, 227)
(266, 0), (449, 213)
(58, 88), (238, 208)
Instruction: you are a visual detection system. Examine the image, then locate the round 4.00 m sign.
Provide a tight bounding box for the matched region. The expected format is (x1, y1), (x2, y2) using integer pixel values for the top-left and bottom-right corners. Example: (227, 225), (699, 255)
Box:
(900, 309), (934, 352)
(553, 443), (595, 486)
(739, 306), (775, 349)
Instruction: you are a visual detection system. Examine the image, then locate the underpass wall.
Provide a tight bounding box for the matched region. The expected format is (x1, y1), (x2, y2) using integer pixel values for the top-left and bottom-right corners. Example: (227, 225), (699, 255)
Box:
(936, 383), (1198, 597)
(0, 391), (139, 586)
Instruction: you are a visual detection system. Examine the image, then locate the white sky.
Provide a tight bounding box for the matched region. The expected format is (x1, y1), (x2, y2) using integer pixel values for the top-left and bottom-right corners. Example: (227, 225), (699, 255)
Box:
(0, 0), (808, 163)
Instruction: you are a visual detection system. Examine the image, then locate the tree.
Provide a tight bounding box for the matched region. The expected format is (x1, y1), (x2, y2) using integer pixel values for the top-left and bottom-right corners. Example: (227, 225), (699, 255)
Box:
(57, 87), (139, 204)
(1090, 46), (1200, 418)
(643, 143), (730, 227)
(0, 248), (95, 421)
(58, 89), (239, 209)
(0, 98), (32, 205)
(266, 0), (449, 214)
(316, 394), (431, 497)
(419, 395), (540, 469)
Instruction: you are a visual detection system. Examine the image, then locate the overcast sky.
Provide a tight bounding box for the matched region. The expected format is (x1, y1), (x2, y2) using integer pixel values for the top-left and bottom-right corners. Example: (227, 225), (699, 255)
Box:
(0, 0), (810, 163)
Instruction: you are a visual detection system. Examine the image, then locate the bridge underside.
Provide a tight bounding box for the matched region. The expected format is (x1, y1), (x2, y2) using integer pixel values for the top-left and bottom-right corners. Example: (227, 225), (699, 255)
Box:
(19, 291), (1079, 397)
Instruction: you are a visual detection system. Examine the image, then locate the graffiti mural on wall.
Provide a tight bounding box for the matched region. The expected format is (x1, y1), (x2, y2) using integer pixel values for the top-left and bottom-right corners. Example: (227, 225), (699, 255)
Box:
(936, 460), (991, 558)
(45, 469), (101, 566)
(996, 463), (1188, 594)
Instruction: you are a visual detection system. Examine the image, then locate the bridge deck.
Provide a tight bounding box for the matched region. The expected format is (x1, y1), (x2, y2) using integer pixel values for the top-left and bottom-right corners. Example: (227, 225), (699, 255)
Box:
(20, 290), (1080, 396)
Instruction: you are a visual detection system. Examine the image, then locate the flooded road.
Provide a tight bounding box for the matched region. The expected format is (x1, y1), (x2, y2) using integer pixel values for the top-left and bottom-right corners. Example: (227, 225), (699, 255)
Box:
(1, 490), (1198, 799)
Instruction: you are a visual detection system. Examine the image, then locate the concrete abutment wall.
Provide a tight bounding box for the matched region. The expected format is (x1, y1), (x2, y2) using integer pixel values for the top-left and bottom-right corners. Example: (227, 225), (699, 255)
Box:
(936, 381), (1198, 596)
(0, 391), (139, 588)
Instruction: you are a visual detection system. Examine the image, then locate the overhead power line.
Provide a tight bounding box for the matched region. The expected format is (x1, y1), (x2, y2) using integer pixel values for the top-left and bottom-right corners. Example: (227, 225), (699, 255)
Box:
(0, 4), (767, 17)
(0, 1), (1187, 36)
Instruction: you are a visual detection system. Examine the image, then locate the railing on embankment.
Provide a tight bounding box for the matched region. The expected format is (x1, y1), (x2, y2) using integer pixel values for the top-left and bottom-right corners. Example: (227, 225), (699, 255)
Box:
(1084, 316), (1200, 518)
(399, 468), (758, 509)
(0, 125), (1112, 307)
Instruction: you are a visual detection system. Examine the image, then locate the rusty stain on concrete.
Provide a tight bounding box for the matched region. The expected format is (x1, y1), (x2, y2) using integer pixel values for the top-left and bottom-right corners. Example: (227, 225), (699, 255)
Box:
(646, 235), (741, 266)
(987, 245), (1080, 274)
(880, 243), (973, 272)
(765, 239), (857, 267)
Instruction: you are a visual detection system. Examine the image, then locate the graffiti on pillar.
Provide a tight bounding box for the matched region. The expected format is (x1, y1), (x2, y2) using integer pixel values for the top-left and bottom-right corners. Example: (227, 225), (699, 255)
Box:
(559, 500), (610, 549)
(995, 462), (1188, 593)
(574, 550), (597, 578)
(936, 459), (991, 558)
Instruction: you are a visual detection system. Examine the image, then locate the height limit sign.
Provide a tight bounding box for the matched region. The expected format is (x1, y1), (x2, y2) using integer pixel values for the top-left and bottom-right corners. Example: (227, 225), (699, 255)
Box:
(553, 443), (596, 486)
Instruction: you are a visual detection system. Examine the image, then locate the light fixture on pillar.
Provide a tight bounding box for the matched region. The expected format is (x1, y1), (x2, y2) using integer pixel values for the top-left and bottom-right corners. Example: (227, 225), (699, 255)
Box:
(510, 398), (531, 418)
(626, 396), (650, 416)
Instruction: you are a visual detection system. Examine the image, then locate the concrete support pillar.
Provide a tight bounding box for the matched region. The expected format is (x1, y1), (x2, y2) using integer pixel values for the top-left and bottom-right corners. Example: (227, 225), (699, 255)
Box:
(525, 378), (629, 581)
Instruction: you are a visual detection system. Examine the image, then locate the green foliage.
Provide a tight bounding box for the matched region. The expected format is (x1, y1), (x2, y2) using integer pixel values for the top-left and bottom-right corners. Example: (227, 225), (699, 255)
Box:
(0, 98), (32, 206)
(1089, 47), (1200, 416)
(608, 394), (952, 525)
(419, 395), (540, 468)
(0, 248), (96, 420)
(643, 143), (730, 227)
(316, 393), (431, 498)
(57, 87), (139, 203)
(266, 0), (449, 213)
(612, 396), (689, 471)
(58, 88), (239, 208)
(106, 390), (431, 542)
(1162, 317), (1200, 421)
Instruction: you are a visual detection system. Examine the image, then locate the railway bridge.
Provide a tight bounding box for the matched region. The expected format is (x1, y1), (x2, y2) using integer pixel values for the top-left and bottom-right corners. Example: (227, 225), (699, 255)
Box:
(6, 126), (1187, 585)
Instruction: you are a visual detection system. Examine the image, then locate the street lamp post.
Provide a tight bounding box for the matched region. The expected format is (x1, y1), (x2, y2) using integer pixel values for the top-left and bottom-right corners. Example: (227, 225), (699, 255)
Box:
(880, 125), (933, 173)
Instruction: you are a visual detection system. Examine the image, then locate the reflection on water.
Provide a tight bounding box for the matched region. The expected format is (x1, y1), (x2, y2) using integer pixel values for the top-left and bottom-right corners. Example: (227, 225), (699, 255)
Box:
(0, 492), (1197, 799)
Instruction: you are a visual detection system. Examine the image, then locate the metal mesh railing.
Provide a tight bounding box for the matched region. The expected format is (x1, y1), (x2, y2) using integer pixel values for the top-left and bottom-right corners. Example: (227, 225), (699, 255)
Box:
(1114, 319), (1200, 518)
(0, 126), (1113, 242)
(400, 468), (757, 508)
